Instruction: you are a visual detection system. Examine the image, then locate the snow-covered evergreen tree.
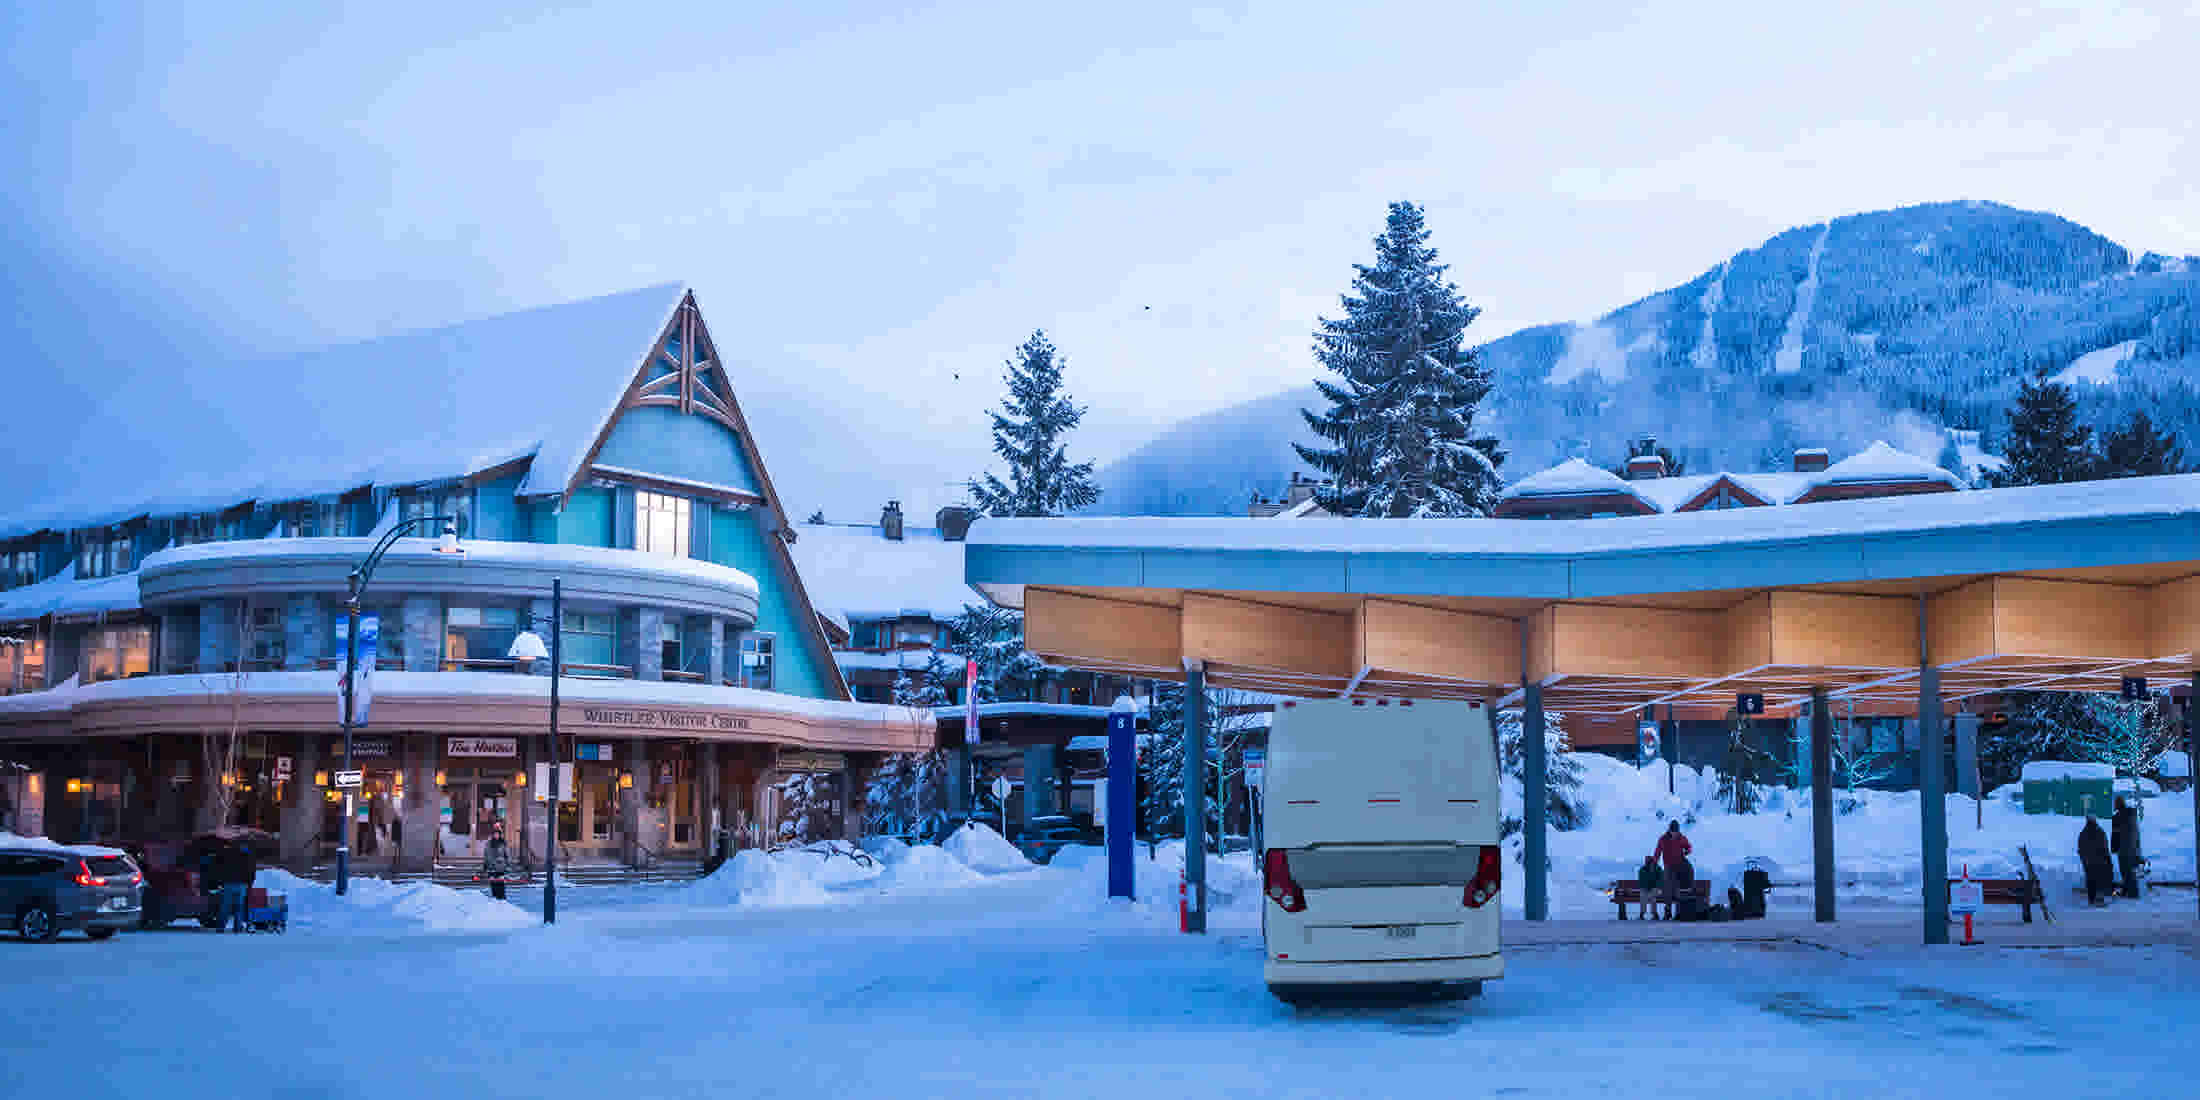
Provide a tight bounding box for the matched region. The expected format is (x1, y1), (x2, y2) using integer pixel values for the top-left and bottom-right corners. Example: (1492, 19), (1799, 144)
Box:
(1988, 377), (2096, 486)
(1496, 705), (1585, 835)
(1139, 683), (1187, 841)
(944, 603), (1046, 703)
(2098, 410), (2188, 477)
(2071, 697), (2183, 781)
(891, 650), (954, 707)
(864, 751), (956, 840)
(970, 330), (1101, 517)
(1297, 201), (1505, 517)
(773, 771), (838, 844)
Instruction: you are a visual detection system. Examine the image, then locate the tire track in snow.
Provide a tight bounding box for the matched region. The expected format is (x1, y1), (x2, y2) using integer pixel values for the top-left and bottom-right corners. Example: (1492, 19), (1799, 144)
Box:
(1773, 224), (1830, 374)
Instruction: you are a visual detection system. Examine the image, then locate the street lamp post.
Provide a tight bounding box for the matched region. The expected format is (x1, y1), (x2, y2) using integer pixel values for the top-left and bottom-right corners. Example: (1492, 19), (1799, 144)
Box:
(336, 516), (462, 897)
(507, 579), (563, 924)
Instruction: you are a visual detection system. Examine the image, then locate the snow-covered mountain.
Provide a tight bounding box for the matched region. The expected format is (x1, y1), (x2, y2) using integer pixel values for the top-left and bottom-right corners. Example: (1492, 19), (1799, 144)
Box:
(1095, 201), (2200, 515)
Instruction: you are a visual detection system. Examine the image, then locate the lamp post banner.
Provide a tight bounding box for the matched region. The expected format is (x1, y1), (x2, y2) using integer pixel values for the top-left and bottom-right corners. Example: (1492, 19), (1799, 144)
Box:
(337, 615), (379, 727)
(965, 658), (980, 744)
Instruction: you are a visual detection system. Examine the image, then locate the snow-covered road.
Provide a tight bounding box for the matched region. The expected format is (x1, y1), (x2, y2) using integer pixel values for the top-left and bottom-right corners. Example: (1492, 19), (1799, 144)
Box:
(10, 845), (2195, 1100)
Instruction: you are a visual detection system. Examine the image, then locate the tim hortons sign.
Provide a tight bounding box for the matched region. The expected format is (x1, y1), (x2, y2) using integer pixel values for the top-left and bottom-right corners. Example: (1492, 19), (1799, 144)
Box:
(578, 707), (753, 733)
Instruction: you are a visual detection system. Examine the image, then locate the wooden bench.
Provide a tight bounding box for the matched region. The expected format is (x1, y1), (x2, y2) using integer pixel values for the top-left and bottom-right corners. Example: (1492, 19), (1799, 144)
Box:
(1950, 877), (2045, 923)
(1609, 879), (1710, 918)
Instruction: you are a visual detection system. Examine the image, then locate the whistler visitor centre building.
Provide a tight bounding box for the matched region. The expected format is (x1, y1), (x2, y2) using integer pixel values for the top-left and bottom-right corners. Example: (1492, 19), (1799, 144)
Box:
(0, 284), (929, 873)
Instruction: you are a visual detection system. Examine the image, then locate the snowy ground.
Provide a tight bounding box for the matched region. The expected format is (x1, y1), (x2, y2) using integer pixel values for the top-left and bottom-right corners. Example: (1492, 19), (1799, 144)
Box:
(8, 826), (2197, 1100)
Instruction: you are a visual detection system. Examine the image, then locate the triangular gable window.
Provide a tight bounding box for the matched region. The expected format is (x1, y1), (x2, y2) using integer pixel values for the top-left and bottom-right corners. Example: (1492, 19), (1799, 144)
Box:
(630, 299), (739, 435)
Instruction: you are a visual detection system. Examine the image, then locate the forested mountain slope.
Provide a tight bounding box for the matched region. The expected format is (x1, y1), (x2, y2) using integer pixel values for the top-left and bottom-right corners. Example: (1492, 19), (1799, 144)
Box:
(1095, 201), (2200, 515)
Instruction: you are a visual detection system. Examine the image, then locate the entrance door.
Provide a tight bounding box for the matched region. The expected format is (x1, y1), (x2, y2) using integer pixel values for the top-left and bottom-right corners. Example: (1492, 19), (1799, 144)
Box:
(580, 768), (621, 860)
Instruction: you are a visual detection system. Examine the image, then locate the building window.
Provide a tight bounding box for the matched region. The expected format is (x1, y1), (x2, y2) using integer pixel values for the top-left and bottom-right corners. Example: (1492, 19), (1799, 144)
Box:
(81, 625), (152, 684)
(75, 531), (133, 579)
(445, 605), (520, 669)
(399, 487), (471, 538)
(245, 605), (285, 668)
(660, 619), (683, 676)
(1, 547), (37, 589)
(739, 632), (775, 690)
(637, 491), (690, 556)
(853, 621), (890, 650)
(558, 610), (617, 670)
(895, 623), (935, 646)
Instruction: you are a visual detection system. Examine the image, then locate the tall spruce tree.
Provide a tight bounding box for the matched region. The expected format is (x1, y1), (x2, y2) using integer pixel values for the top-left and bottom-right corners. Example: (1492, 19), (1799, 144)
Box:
(1298, 201), (1504, 517)
(2098, 410), (2188, 477)
(970, 330), (1101, 517)
(1987, 377), (2096, 486)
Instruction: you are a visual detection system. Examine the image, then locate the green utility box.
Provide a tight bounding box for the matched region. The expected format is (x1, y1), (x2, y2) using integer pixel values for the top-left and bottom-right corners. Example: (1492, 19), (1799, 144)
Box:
(2020, 762), (2115, 815)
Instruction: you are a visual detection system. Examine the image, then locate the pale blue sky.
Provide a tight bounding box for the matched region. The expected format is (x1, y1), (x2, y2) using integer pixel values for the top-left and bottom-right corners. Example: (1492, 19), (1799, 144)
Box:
(4, 1), (2194, 518)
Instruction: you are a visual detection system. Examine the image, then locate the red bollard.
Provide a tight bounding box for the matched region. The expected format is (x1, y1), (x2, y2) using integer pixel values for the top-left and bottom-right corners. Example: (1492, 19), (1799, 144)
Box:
(1178, 877), (1190, 933)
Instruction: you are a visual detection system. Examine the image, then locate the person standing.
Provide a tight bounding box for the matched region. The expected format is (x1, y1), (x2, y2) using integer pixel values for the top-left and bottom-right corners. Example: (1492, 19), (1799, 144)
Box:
(2078, 815), (2114, 907)
(1634, 855), (1663, 921)
(482, 823), (514, 901)
(2110, 797), (2142, 899)
(1654, 822), (1692, 919)
(220, 842), (256, 932)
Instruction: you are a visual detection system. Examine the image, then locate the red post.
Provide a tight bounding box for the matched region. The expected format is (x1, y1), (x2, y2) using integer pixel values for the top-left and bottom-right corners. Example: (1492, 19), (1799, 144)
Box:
(1178, 876), (1190, 933)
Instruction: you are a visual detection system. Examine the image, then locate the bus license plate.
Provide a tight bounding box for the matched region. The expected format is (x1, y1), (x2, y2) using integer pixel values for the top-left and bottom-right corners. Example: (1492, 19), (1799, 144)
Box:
(1384, 925), (1417, 940)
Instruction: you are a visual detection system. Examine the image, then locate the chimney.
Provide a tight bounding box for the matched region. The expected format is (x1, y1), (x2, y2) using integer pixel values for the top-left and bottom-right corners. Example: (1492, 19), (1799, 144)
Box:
(881, 500), (904, 541)
(935, 504), (977, 542)
(1792, 448), (1831, 474)
(1285, 473), (1326, 508)
(1624, 454), (1667, 480)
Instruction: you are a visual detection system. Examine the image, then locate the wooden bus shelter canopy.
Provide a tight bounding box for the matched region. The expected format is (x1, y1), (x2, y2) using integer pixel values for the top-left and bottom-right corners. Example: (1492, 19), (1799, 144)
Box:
(964, 477), (2200, 713)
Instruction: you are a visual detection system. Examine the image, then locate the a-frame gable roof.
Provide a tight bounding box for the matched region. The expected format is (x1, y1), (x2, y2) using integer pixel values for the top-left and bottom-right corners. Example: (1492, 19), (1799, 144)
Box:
(561, 291), (852, 700)
(1672, 473), (1773, 512)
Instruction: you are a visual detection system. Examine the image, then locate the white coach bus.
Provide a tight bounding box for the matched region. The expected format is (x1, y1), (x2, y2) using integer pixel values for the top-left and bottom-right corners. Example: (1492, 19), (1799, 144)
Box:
(1260, 697), (1504, 1003)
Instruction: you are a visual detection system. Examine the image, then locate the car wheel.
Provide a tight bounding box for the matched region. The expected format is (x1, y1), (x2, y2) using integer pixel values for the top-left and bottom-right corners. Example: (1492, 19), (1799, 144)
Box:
(86, 927), (119, 941)
(17, 903), (58, 942)
(1268, 984), (1320, 1007)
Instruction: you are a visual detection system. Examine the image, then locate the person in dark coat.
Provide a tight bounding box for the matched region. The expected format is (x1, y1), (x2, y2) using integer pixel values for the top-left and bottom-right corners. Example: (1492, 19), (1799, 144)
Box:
(2110, 797), (2142, 898)
(1669, 854), (1699, 920)
(481, 823), (514, 901)
(1634, 855), (1663, 920)
(2078, 816), (2114, 907)
(213, 842), (256, 932)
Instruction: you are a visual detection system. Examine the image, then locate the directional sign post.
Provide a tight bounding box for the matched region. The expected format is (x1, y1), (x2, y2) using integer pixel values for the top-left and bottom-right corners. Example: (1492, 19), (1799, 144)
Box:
(990, 774), (1011, 836)
(333, 770), (364, 789)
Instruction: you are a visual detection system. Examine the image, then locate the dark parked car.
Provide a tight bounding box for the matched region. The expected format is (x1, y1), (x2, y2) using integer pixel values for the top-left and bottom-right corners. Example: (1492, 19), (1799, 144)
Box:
(0, 844), (143, 941)
(1020, 816), (1089, 864)
(134, 829), (274, 929)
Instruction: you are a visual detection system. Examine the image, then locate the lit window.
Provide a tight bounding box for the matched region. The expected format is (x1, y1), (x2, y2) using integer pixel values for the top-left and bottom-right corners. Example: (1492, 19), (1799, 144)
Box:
(636, 492), (690, 557)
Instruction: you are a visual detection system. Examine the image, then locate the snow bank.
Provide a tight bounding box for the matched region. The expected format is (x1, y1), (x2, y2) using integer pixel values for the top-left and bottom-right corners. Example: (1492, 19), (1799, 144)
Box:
(879, 844), (984, 889)
(682, 850), (833, 908)
(2154, 750), (2190, 779)
(860, 835), (912, 864)
(943, 822), (1031, 873)
(0, 830), (128, 858)
(2021, 761), (2115, 782)
(256, 869), (534, 935)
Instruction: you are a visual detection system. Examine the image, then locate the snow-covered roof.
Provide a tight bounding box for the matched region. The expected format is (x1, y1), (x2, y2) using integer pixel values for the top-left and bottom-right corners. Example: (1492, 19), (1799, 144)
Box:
(967, 473), (2200, 559)
(2020, 761), (2115, 783)
(1, 283), (688, 541)
(833, 647), (965, 674)
(789, 523), (977, 622)
(0, 563), (144, 624)
(1800, 440), (1961, 497)
(1500, 458), (1655, 510)
(1275, 497), (1331, 518)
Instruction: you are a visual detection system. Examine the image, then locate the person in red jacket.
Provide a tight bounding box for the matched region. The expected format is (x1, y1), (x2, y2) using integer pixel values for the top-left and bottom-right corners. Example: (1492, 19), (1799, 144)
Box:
(1653, 822), (1692, 918)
